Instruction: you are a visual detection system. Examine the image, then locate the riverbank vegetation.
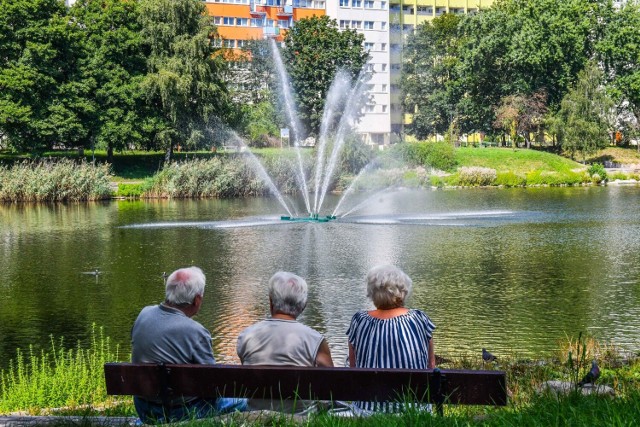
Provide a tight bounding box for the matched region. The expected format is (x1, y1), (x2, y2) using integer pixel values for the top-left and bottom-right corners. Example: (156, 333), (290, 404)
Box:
(1, 328), (638, 425)
(1, 145), (638, 202)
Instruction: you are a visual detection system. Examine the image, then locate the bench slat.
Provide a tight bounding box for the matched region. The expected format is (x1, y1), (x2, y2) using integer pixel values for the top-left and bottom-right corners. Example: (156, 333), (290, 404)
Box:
(105, 364), (506, 406)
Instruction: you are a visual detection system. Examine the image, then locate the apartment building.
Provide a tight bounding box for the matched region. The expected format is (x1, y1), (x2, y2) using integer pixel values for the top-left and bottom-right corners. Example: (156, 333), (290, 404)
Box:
(204, 0), (326, 50)
(328, 0), (493, 145)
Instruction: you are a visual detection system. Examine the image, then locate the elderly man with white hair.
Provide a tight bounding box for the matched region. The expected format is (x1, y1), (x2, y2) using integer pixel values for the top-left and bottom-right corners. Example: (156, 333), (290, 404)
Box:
(237, 271), (334, 412)
(347, 264), (436, 413)
(131, 266), (246, 423)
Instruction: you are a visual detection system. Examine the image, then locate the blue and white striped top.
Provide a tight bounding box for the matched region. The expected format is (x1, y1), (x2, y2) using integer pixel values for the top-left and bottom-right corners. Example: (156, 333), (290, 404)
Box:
(346, 309), (436, 412)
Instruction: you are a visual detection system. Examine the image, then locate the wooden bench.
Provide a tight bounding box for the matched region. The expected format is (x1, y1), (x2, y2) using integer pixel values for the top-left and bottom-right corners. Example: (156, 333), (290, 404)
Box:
(104, 363), (507, 416)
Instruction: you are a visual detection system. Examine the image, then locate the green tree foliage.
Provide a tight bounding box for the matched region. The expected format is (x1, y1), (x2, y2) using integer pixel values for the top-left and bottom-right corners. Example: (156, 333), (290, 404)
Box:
(402, 14), (462, 140)
(456, 0), (598, 134)
(0, 0), (83, 151)
(138, 0), (230, 161)
(68, 0), (149, 161)
(282, 15), (368, 137)
(596, 1), (640, 142)
(554, 63), (615, 161)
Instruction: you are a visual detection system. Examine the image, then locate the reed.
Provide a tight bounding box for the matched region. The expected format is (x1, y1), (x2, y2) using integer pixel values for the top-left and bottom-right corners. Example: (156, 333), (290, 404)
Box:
(0, 159), (112, 202)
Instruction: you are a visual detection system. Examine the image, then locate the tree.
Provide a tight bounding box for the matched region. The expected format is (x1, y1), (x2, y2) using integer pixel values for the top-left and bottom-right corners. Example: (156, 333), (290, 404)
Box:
(282, 15), (368, 138)
(493, 91), (548, 148)
(596, 1), (640, 146)
(68, 0), (149, 161)
(0, 0), (83, 151)
(456, 0), (600, 135)
(138, 0), (230, 162)
(554, 63), (615, 161)
(402, 13), (462, 140)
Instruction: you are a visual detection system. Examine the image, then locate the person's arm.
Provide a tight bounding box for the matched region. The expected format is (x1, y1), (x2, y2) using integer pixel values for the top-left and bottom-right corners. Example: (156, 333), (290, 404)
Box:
(348, 343), (356, 367)
(315, 339), (334, 367)
(428, 338), (436, 369)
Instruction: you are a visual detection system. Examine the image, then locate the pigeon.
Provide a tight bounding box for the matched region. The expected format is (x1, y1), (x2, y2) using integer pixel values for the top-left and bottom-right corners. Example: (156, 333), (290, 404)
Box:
(482, 348), (497, 362)
(578, 360), (600, 386)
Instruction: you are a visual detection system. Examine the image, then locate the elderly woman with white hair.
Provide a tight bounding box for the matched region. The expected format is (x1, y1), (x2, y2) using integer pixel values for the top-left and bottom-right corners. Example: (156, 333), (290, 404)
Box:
(347, 265), (436, 413)
(237, 271), (334, 412)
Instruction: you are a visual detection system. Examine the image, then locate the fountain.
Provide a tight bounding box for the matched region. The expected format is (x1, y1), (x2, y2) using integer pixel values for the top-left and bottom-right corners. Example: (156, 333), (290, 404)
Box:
(265, 39), (370, 222)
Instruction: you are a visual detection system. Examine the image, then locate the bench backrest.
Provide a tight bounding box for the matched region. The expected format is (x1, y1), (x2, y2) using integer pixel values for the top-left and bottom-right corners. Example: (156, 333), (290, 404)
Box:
(104, 363), (507, 406)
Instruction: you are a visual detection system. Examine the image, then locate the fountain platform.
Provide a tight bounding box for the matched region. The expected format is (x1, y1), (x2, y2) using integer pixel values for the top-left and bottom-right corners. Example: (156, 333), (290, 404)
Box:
(281, 214), (336, 223)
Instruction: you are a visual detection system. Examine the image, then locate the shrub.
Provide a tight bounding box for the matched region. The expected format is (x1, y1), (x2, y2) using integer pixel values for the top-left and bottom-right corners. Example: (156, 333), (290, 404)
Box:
(389, 142), (458, 172)
(588, 163), (608, 183)
(495, 171), (526, 187)
(457, 166), (497, 186)
(608, 171), (629, 181)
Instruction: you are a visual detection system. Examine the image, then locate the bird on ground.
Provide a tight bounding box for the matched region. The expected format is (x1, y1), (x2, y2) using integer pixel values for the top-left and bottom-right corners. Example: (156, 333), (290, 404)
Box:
(482, 348), (498, 363)
(578, 360), (600, 386)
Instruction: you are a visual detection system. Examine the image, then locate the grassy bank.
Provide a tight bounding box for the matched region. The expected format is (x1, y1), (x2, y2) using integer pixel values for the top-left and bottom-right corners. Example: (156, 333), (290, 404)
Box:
(1, 146), (639, 202)
(1, 328), (639, 426)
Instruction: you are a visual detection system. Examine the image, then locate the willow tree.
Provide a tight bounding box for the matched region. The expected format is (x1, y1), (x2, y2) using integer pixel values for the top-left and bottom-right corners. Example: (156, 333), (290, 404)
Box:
(138, 0), (230, 162)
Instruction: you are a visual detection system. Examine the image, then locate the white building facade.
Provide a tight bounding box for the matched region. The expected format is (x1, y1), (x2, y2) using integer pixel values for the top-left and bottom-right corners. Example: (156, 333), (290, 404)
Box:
(327, 1), (394, 146)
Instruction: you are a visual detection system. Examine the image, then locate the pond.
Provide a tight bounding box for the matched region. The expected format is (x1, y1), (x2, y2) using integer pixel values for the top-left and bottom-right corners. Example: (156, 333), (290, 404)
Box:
(1, 186), (639, 368)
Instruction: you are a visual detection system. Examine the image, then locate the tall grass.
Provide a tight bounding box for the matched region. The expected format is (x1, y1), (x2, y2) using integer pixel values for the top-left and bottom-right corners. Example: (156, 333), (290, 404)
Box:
(0, 159), (112, 202)
(0, 325), (125, 415)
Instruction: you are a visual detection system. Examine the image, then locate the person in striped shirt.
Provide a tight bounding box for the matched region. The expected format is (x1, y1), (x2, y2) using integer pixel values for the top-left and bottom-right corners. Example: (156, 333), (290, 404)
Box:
(346, 265), (436, 413)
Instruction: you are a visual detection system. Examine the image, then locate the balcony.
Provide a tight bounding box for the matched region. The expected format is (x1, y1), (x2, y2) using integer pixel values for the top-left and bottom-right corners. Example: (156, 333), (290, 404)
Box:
(276, 5), (293, 17)
(250, 5), (267, 17)
(263, 27), (281, 38)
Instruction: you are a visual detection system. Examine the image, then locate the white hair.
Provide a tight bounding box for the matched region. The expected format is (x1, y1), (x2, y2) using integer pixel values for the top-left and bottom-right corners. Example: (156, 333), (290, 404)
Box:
(366, 265), (412, 309)
(268, 271), (308, 318)
(165, 266), (206, 305)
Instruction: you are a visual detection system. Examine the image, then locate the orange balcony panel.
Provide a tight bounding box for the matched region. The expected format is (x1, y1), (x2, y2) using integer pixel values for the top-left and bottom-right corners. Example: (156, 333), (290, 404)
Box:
(204, 4), (252, 19)
(293, 8), (325, 19)
(217, 27), (264, 40)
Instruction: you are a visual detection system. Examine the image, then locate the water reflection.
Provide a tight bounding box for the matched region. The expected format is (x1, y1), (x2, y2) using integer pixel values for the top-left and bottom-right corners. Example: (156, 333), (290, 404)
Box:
(1, 187), (640, 369)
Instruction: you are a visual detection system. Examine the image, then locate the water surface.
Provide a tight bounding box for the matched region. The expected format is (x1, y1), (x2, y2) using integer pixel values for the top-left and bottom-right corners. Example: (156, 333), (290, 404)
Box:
(1, 186), (639, 368)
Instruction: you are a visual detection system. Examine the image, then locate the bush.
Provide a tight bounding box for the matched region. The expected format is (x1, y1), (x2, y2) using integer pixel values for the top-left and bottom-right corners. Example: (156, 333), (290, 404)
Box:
(390, 142), (458, 172)
(456, 166), (497, 186)
(495, 171), (526, 187)
(588, 163), (608, 183)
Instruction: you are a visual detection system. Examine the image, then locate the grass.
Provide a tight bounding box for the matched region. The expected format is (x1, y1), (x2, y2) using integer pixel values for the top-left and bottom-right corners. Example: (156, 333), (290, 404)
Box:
(455, 147), (585, 175)
(1, 328), (639, 427)
(0, 325), (128, 416)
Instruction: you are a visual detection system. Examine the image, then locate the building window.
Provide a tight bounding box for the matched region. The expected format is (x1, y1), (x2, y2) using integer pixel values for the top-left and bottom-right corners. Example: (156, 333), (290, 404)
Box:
(279, 19), (290, 28)
(340, 20), (349, 29)
(365, 63), (374, 72)
(211, 38), (222, 47)
(381, 63), (387, 72)
(365, 105), (375, 113)
(223, 39), (235, 48)
(380, 43), (386, 51)
(402, 6), (414, 14)
(364, 0), (374, 8)
(237, 39), (246, 48)
(340, 0), (349, 6)
(382, 105), (387, 113)
(352, 20), (362, 29)
(352, 0), (362, 7)
(381, 22), (386, 30)
(381, 84), (387, 92)
(380, 1), (386, 9)
(236, 18), (248, 26)
(364, 42), (374, 51)
(364, 21), (374, 30)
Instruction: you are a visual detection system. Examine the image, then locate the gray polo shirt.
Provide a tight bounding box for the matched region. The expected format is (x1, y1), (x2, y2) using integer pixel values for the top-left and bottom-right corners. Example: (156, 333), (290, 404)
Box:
(131, 304), (215, 365)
